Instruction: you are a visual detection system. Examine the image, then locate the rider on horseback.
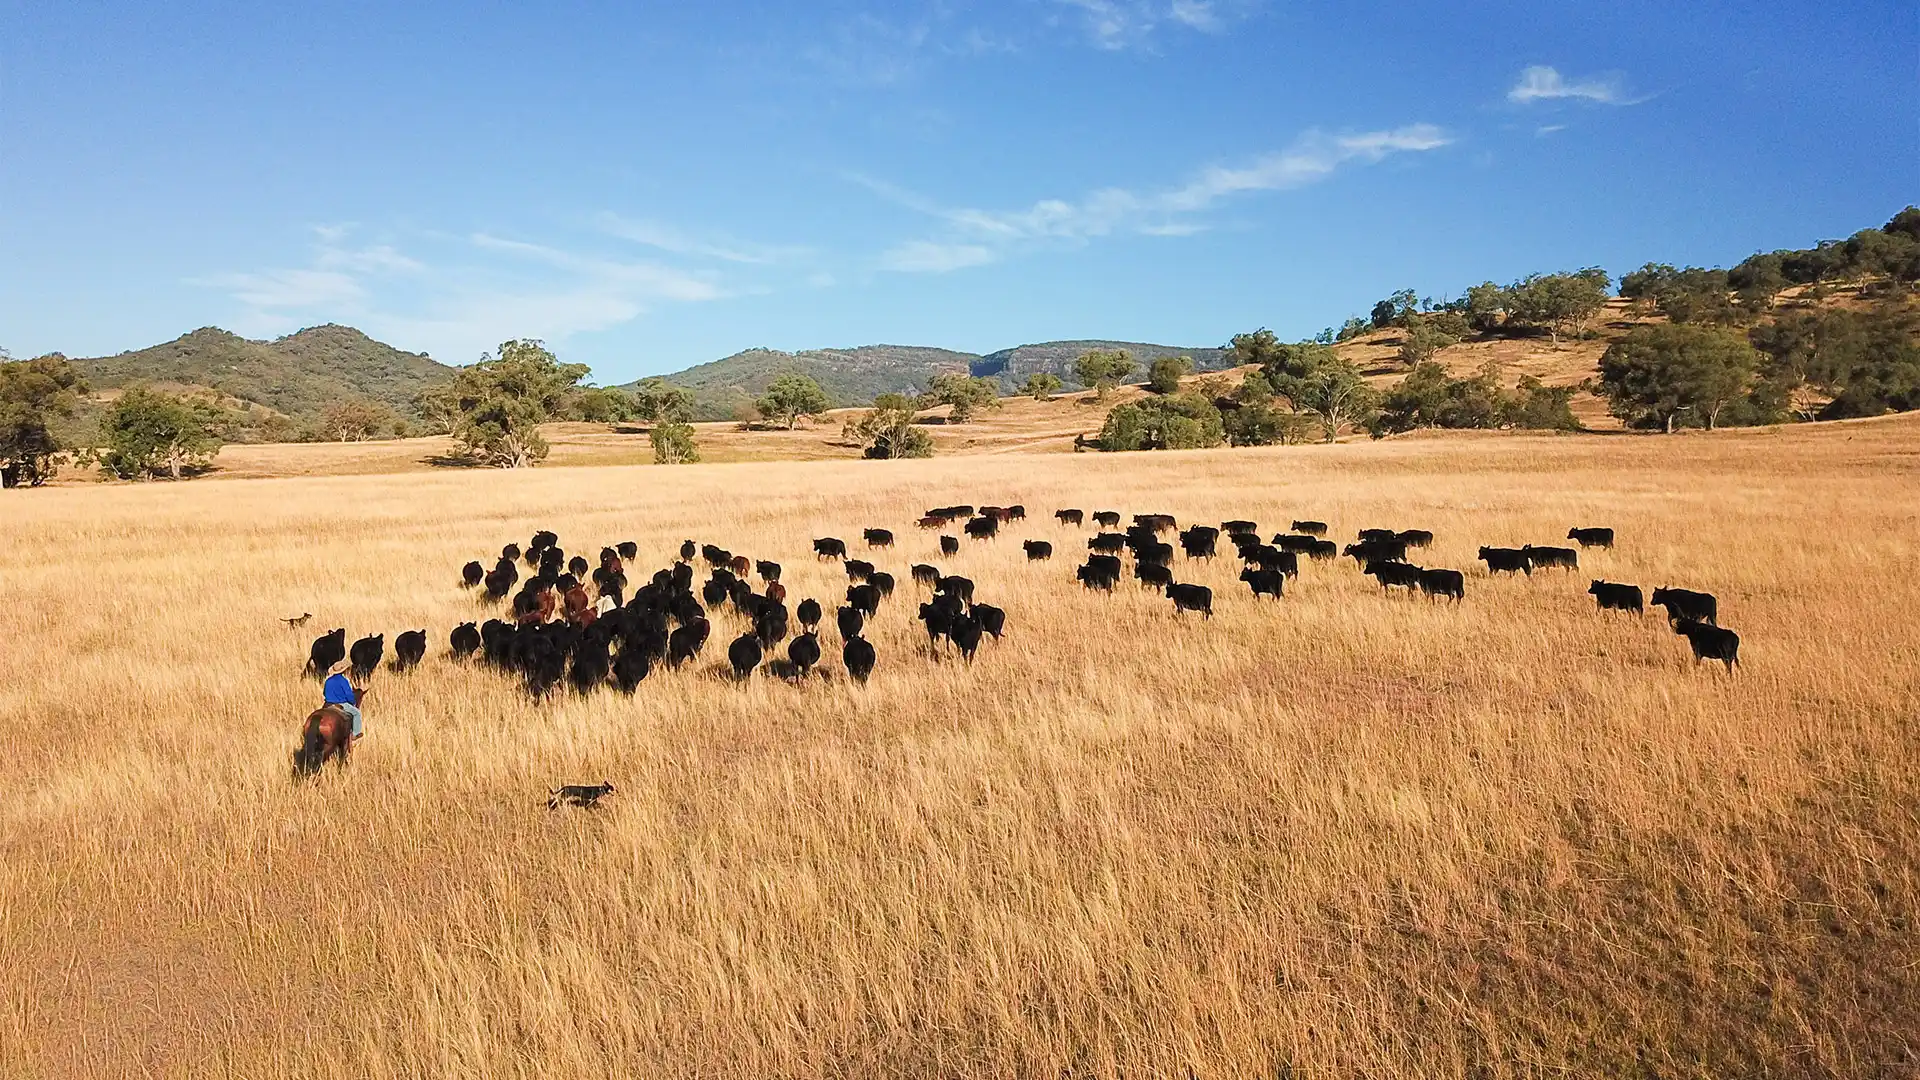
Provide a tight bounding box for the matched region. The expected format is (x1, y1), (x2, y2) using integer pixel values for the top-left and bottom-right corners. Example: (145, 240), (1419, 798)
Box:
(322, 660), (364, 739)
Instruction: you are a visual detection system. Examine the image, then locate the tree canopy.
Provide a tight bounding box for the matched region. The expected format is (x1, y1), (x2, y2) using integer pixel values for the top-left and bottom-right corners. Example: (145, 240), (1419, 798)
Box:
(96, 386), (226, 480)
(921, 373), (1001, 422)
(1598, 325), (1760, 432)
(0, 353), (88, 486)
(1255, 340), (1380, 442)
(1146, 355), (1193, 394)
(756, 372), (831, 429)
(1021, 373), (1062, 401)
(1097, 393), (1224, 451)
(1073, 349), (1137, 398)
(1372, 362), (1579, 436)
(844, 393), (933, 458)
(418, 339), (588, 468)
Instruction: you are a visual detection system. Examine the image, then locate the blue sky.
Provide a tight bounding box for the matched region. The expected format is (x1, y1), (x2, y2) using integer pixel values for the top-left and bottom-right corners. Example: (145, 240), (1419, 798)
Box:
(2, 1), (1912, 383)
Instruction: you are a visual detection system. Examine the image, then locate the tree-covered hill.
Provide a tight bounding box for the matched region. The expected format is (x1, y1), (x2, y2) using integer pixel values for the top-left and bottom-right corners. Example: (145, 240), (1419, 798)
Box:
(629, 344), (983, 421)
(76, 324), (454, 422)
(972, 340), (1230, 390)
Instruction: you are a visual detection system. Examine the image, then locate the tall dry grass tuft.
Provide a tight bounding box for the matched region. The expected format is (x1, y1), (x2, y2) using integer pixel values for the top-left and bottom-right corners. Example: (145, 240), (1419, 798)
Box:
(4, 417), (1918, 1078)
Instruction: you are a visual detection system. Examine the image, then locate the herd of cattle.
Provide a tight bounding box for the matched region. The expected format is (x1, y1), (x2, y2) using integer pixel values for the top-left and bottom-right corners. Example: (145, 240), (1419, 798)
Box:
(298, 503), (1742, 702)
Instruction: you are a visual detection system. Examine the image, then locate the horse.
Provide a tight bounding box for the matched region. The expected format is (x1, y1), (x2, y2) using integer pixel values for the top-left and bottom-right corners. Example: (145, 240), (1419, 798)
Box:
(292, 689), (364, 778)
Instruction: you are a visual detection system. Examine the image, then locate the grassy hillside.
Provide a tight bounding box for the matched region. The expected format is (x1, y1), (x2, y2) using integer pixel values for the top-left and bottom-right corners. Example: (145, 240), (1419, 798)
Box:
(76, 324), (454, 426)
(973, 339), (1230, 390)
(636, 345), (982, 421)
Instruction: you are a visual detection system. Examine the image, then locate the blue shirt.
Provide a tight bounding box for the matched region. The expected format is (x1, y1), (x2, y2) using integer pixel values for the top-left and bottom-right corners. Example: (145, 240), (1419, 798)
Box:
(323, 673), (357, 705)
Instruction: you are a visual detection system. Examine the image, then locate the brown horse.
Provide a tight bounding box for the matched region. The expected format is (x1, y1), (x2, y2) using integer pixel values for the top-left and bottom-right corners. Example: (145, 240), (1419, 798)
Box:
(292, 689), (364, 778)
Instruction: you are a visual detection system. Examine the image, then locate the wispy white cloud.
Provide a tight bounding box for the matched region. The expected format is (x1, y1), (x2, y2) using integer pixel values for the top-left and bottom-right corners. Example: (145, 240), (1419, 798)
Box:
(1535, 124), (1568, 137)
(879, 240), (997, 273)
(202, 224), (730, 364)
(597, 214), (809, 266)
(1051, 0), (1254, 50)
(866, 123), (1452, 272)
(1507, 65), (1637, 105)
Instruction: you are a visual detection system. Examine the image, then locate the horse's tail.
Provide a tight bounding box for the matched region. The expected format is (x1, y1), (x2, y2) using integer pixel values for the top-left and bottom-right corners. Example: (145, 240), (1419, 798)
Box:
(292, 714), (326, 778)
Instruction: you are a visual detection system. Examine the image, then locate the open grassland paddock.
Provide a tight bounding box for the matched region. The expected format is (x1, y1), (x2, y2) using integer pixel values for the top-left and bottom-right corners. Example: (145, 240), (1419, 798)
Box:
(3, 417), (1918, 1078)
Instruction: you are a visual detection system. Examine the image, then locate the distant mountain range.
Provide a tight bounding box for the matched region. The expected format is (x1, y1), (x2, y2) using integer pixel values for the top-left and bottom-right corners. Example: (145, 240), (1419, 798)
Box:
(63, 324), (1226, 430)
(632, 339), (1230, 420)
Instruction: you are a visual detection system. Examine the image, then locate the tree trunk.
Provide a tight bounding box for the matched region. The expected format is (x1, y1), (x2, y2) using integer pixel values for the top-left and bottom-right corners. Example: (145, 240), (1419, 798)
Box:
(1665, 412), (1675, 434)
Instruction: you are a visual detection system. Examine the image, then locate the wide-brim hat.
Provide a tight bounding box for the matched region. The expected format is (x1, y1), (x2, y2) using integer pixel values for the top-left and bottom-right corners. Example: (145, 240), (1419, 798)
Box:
(328, 660), (352, 676)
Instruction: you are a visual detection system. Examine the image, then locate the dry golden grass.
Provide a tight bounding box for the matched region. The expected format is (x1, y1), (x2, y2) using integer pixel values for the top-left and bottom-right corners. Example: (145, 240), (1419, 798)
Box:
(5, 415), (1918, 1078)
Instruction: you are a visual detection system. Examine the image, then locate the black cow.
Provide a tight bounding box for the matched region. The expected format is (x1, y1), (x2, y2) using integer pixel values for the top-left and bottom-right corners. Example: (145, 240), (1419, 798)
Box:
(1397, 529), (1435, 549)
(461, 560), (485, 588)
(1088, 532), (1128, 553)
(843, 635), (876, 683)
(1023, 540), (1053, 561)
(939, 536), (960, 556)
(949, 616), (984, 664)
(1055, 509), (1084, 526)
(1240, 568), (1284, 599)
(910, 564), (941, 587)
(567, 555), (591, 580)
(1358, 528), (1398, 543)
(1168, 582), (1213, 618)
(727, 633), (763, 680)
(484, 563), (518, 600)
(1273, 534), (1319, 553)
(612, 647), (651, 693)
(1092, 510), (1122, 527)
(1290, 520), (1328, 536)
(813, 537), (847, 560)
(679, 539), (697, 562)
(502, 543), (523, 563)
(1179, 526), (1219, 559)
(617, 541), (639, 561)
(1346, 538), (1410, 565)
(668, 619), (710, 667)
(1523, 545), (1579, 571)
(1134, 514), (1177, 534)
(1136, 563), (1173, 592)
(756, 560), (782, 583)
(847, 583), (882, 617)
(787, 632), (822, 678)
(1134, 540), (1174, 567)
(864, 528), (895, 548)
(964, 516), (1000, 540)
(1674, 619), (1740, 672)
(1651, 587), (1718, 626)
(1078, 559), (1121, 592)
(1478, 546), (1533, 576)
(1221, 519), (1258, 536)
(570, 639), (611, 694)
(973, 603), (1006, 640)
(796, 598), (822, 632)
(449, 622), (482, 659)
(1568, 527), (1615, 549)
(1588, 580), (1644, 614)
(1366, 561), (1424, 592)
(845, 559), (876, 582)
(919, 598), (958, 648)
(935, 575), (975, 603)
(1304, 539), (1338, 561)
(1246, 546), (1299, 577)
(1417, 568), (1465, 603)
(529, 530), (559, 553)
(306, 628), (347, 677)
(392, 630), (428, 672)
(870, 571), (895, 597)
(349, 634), (385, 681)
(836, 605), (865, 641)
